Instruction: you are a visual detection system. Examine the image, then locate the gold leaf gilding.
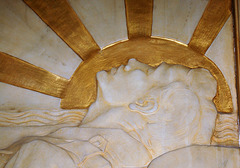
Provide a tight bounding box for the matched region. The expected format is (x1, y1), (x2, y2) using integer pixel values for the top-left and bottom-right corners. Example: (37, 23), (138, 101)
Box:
(61, 38), (233, 113)
(125, 0), (153, 39)
(5, 0), (233, 116)
(23, 0), (100, 60)
(188, 0), (232, 54)
(0, 52), (68, 98)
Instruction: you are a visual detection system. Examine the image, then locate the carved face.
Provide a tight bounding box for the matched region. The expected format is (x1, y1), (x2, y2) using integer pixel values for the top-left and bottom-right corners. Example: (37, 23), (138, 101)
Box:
(82, 59), (217, 153)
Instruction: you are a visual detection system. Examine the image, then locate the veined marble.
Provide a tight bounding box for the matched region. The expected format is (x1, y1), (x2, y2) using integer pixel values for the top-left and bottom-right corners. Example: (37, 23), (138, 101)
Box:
(0, 83), (61, 112)
(68, 0), (128, 49)
(0, 0), (81, 79)
(148, 145), (240, 168)
(1, 59), (237, 168)
(152, 0), (208, 44)
(0, 109), (86, 127)
(0, 0), (81, 112)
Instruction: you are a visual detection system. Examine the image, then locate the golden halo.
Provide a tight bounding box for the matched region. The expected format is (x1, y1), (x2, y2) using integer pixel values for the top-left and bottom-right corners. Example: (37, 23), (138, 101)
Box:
(0, 0), (233, 114)
(61, 37), (233, 113)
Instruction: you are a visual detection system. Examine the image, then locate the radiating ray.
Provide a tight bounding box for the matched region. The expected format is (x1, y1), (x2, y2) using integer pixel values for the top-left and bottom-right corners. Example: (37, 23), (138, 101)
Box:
(125, 0), (153, 39)
(152, 0), (208, 44)
(23, 0), (100, 60)
(0, 52), (68, 98)
(0, 0), (81, 79)
(68, 0), (128, 49)
(188, 0), (232, 55)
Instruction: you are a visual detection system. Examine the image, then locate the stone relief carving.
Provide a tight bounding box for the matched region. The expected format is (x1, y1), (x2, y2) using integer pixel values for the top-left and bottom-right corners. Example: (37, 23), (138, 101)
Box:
(0, 59), (239, 168)
(0, 110), (86, 127)
(148, 145), (240, 168)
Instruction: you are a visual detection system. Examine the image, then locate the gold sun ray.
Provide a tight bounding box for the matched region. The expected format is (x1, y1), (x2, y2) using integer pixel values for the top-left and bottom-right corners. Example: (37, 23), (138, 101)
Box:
(0, 0), (234, 116)
(23, 0), (100, 61)
(188, 0), (232, 55)
(0, 52), (68, 98)
(125, 0), (153, 39)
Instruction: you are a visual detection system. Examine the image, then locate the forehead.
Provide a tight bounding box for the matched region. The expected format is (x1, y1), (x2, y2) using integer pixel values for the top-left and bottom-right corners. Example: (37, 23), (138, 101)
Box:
(95, 59), (217, 108)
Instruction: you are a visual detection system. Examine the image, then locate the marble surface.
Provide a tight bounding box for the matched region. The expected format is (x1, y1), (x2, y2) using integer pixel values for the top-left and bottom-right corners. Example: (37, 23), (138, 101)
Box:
(1, 59), (229, 168)
(0, 109), (86, 127)
(152, 0), (208, 44)
(68, 0), (128, 49)
(0, 0), (81, 79)
(148, 145), (240, 168)
(0, 0), (81, 111)
(0, 83), (61, 112)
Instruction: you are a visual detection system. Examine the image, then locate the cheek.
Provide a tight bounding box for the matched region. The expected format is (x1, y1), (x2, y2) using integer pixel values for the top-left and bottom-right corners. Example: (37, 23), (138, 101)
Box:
(159, 88), (200, 126)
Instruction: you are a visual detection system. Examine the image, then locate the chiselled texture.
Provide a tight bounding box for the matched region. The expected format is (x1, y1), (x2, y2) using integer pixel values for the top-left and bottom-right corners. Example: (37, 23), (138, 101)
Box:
(0, 109), (86, 127)
(68, 0), (128, 49)
(0, 0), (81, 79)
(61, 38), (233, 114)
(188, 0), (232, 54)
(125, 0), (153, 39)
(152, 0), (208, 44)
(212, 113), (239, 146)
(0, 52), (68, 98)
(23, 0), (100, 60)
(2, 60), (220, 167)
(148, 146), (240, 168)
